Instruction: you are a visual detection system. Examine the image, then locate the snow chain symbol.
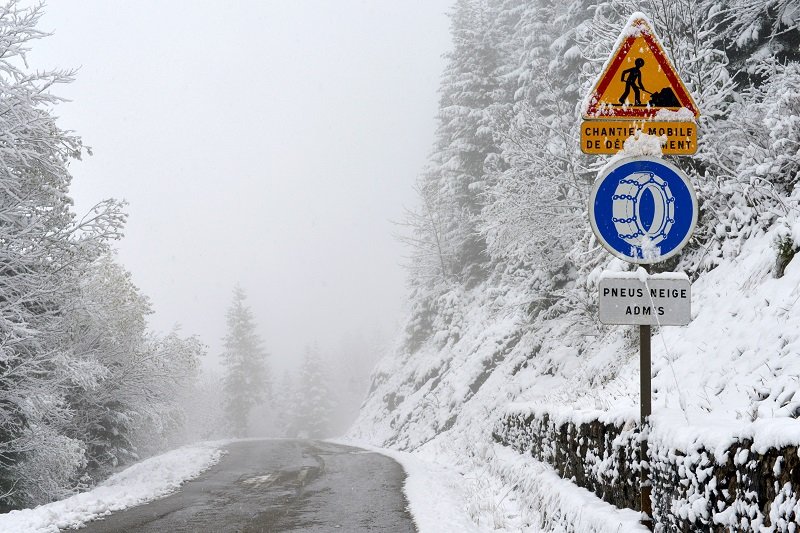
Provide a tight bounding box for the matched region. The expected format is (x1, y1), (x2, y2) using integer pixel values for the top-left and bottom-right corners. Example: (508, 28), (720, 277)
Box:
(589, 156), (697, 265)
(611, 171), (675, 247)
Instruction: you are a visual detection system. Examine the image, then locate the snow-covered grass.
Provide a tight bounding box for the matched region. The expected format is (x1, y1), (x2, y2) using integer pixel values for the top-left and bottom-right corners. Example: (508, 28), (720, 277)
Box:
(0, 441), (226, 533)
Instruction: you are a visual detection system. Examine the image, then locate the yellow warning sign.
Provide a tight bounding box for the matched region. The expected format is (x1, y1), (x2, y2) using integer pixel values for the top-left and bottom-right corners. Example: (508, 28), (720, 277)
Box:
(582, 16), (699, 120)
(581, 119), (697, 155)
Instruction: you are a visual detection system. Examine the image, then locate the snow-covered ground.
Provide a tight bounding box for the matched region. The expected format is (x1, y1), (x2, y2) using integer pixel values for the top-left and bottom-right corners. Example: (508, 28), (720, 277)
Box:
(338, 437), (648, 532)
(335, 438), (486, 532)
(0, 442), (225, 533)
(349, 218), (800, 531)
(3, 432), (644, 533)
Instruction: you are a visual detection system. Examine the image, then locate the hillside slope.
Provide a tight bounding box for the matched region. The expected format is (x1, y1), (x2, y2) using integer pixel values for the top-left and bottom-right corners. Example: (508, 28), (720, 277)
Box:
(349, 1), (800, 530)
(351, 221), (800, 447)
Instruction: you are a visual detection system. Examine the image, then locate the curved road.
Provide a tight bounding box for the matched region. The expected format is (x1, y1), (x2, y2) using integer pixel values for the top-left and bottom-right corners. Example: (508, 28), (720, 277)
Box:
(77, 440), (416, 533)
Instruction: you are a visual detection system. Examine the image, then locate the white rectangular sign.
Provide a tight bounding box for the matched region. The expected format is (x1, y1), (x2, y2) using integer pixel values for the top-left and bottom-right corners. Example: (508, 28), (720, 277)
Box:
(598, 272), (691, 326)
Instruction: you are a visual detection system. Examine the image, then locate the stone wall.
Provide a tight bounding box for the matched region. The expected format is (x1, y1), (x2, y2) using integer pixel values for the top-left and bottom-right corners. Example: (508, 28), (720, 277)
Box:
(494, 409), (800, 531)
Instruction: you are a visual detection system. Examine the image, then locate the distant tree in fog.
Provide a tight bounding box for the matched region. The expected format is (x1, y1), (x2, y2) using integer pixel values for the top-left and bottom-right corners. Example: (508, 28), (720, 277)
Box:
(221, 286), (271, 438)
(183, 372), (228, 442)
(294, 345), (334, 439)
(274, 370), (297, 437)
(328, 331), (385, 434)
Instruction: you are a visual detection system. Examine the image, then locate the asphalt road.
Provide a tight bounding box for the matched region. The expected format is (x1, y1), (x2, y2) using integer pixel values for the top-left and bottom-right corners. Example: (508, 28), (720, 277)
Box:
(76, 440), (417, 533)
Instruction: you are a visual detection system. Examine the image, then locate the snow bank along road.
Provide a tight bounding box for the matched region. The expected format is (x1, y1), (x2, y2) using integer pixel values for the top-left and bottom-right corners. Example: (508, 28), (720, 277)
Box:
(78, 440), (416, 533)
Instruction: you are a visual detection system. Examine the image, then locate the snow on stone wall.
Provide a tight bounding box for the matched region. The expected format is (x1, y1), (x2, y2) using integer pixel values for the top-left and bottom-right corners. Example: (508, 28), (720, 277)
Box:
(494, 407), (800, 531)
(494, 408), (641, 511)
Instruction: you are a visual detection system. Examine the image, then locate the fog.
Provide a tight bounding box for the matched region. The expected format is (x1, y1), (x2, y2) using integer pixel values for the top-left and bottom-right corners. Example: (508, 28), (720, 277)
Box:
(29, 0), (451, 386)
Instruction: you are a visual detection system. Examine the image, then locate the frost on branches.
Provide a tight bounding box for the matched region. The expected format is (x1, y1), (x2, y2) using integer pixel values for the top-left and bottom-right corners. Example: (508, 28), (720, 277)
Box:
(0, 1), (205, 511)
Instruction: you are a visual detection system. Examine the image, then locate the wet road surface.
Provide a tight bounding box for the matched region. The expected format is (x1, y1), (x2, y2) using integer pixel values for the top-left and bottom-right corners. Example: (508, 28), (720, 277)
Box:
(76, 439), (416, 533)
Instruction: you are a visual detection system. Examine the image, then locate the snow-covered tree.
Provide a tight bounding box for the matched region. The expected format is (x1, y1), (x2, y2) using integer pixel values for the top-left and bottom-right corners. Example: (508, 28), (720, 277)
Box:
(131, 330), (205, 453)
(0, 2), (127, 510)
(62, 255), (203, 483)
(63, 256), (152, 479)
(221, 286), (270, 438)
(400, 0), (517, 351)
(274, 370), (298, 438)
(405, 0), (509, 290)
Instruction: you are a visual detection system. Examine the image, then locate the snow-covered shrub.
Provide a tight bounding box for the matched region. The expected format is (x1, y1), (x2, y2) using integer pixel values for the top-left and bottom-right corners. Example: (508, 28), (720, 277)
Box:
(11, 426), (86, 506)
(690, 60), (800, 273)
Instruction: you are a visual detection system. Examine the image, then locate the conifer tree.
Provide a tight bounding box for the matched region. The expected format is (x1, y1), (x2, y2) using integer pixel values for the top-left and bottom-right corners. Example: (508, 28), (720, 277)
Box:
(400, 0), (514, 351)
(295, 345), (334, 439)
(275, 370), (297, 437)
(221, 286), (270, 438)
(413, 0), (508, 288)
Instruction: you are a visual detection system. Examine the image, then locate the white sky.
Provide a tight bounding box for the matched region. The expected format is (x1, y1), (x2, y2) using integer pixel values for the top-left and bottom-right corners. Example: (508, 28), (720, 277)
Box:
(29, 0), (452, 372)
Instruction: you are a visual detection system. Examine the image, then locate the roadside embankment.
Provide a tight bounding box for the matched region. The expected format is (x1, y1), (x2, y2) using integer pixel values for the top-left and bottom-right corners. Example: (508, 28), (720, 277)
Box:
(495, 405), (800, 530)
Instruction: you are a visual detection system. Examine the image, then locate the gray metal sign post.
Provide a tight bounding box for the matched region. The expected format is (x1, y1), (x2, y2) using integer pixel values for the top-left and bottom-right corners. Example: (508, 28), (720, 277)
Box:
(640, 322), (651, 521)
(589, 158), (697, 529)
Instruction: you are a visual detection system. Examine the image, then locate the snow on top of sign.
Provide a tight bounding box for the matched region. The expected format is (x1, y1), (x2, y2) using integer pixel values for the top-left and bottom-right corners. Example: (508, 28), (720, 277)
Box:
(587, 257), (627, 286)
(601, 130), (664, 169)
(622, 130), (664, 157)
(579, 12), (657, 117)
(653, 107), (697, 122)
(620, 11), (655, 38)
(598, 269), (690, 282)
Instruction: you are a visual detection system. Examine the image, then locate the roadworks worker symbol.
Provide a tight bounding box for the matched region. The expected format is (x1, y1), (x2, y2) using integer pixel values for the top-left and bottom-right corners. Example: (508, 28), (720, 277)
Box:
(582, 13), (699, 119)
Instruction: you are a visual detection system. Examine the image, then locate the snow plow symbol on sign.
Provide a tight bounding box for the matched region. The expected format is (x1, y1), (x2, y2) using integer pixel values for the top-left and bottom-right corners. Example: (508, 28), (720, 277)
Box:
(582, 14), (699, 119)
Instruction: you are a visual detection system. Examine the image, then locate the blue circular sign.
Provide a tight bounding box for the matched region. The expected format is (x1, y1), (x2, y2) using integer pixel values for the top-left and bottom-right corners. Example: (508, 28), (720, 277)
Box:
(589, 156), (697, 264)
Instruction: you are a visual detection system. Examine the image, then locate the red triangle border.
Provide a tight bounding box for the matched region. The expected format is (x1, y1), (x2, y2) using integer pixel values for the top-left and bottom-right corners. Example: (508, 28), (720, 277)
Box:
(584, 20), (699, 119)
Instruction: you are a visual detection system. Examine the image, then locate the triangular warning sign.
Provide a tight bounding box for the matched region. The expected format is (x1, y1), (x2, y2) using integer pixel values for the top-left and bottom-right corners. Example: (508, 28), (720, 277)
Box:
(582, 14), (699, 120)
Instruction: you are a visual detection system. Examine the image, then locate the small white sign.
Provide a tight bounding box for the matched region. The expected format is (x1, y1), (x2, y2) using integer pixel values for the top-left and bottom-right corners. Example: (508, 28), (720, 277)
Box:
(598, 271), (691, 326)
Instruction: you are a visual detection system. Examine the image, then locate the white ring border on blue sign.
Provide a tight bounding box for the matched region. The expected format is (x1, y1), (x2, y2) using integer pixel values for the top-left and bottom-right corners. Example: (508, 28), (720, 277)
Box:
(589, 156), (698, 265)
